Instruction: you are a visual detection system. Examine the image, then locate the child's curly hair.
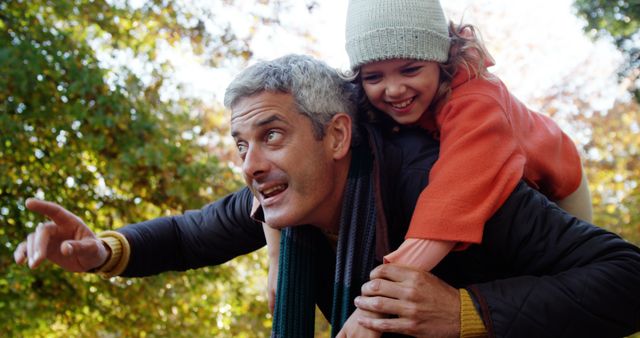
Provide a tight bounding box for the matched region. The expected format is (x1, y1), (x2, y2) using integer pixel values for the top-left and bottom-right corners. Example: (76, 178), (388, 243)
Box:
(434, 21), (494, 111)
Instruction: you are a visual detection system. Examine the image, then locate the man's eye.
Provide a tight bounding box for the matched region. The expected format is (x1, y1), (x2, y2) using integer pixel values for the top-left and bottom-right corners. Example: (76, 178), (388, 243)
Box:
(236, 142), (248, 154)
(266, 130), (283, 143)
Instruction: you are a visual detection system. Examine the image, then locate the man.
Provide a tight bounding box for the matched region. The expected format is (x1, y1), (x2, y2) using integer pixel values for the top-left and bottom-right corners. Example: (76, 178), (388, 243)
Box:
(14, 54), (640, 337)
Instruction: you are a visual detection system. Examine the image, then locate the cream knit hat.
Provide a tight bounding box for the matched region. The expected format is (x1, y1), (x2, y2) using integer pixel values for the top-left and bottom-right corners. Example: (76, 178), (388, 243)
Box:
(345, 0), (451, 69)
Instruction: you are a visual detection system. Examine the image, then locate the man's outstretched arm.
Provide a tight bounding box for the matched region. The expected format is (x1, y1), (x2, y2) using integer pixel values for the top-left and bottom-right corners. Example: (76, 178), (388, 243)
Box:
(16, 187), (267, 278)
(115, 187), (265, 277)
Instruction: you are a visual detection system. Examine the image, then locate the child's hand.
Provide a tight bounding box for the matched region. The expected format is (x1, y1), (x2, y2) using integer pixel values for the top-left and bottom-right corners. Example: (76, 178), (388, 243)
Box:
(262, 223), (281, 314)
(267, 254), (278, 313)
(336, 308), (383, 338)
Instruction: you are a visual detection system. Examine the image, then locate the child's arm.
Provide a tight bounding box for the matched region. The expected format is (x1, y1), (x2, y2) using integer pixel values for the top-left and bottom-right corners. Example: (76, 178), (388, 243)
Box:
(263, 223), (280, 314)
(410, 88), (584, 246)
(384, 238), (455, 271)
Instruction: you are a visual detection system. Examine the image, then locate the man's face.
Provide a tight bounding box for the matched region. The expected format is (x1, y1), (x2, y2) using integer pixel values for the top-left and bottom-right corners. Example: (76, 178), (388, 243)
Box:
(231, 91), (346, 229)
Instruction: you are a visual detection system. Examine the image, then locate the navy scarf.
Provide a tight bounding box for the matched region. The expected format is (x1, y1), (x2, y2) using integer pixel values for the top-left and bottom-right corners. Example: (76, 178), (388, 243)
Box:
(272, 145), (378, 337)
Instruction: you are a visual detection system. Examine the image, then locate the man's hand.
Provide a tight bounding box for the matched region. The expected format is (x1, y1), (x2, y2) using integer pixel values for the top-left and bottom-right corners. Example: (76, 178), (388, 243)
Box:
(354, 264), (460, 338)
(13, 198), (109, 272)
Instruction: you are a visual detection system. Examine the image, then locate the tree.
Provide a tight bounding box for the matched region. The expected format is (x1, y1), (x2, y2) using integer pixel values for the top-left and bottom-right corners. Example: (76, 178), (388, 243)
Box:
(571, 0), (640, 256)
(0, 0), (290, 336)
(580, 100), (640, 245)
(537, 72), (640, 249)
(574, 0), (640, 100)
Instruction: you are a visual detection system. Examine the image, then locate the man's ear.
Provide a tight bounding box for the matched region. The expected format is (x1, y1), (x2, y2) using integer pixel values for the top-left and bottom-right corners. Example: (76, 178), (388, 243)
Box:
(326, 113), (352, 160)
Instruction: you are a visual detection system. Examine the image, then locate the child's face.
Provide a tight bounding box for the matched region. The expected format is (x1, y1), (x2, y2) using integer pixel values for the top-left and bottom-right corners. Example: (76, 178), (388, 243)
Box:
(361, 59), (440, 125)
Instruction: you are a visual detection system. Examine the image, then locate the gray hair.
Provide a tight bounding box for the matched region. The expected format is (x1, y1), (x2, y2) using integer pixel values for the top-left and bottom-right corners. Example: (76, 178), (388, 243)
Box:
(224, 54), (358, 140)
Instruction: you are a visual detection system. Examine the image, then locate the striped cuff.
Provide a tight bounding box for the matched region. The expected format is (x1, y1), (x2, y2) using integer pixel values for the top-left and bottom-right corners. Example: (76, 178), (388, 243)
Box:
(460, 289), (488, 338)
(95, 231), (131, 278)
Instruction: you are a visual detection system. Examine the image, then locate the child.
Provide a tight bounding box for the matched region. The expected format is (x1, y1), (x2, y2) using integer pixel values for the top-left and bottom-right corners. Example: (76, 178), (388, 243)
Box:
(336, 0), (594, 336)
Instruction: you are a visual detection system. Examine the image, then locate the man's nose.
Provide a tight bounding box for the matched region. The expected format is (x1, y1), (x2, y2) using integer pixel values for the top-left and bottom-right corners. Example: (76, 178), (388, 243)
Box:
(242, 145), (269, 179)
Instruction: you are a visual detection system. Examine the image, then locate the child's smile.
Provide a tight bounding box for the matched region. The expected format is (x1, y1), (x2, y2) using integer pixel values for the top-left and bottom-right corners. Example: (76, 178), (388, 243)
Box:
(361, 58), (440, 125)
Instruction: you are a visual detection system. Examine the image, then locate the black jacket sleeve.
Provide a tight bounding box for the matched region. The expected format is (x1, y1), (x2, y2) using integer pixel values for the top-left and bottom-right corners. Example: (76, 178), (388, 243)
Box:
(461, 182), (640, 338)
(117, 187), (265, 277)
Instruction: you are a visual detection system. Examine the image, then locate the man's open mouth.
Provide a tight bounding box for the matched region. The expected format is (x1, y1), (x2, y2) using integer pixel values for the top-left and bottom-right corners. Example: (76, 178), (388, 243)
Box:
(261, 184), (287, 199)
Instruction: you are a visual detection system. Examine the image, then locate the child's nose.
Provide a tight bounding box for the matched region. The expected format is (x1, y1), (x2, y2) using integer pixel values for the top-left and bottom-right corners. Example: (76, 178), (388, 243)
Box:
(385, 82), (406, 97)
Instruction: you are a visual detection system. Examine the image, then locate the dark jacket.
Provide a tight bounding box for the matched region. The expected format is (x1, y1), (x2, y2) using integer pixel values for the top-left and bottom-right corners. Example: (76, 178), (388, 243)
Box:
(118, 125), (640, 338)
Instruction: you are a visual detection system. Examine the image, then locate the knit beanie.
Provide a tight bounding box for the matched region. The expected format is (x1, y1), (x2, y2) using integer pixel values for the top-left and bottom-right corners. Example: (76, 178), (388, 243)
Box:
(345, 0), (451, 69)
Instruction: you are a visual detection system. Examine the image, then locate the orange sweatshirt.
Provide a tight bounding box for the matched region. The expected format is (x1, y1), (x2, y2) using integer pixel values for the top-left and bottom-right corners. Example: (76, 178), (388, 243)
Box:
(407, 66), (582, 244)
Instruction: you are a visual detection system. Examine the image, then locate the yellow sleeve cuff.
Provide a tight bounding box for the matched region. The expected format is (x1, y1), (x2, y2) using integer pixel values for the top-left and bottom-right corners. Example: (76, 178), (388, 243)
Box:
(460, 289), (488, 338)
(95, 230), (131, 278)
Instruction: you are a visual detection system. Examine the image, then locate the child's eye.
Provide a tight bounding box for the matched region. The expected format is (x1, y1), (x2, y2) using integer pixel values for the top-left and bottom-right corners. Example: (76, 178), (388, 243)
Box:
(362, 74), (382, 83)
(402, 66), (422, 74)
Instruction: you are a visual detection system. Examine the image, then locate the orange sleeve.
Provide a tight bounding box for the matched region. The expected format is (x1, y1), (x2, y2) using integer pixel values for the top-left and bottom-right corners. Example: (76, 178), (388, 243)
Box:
(408, 94), (525, 243)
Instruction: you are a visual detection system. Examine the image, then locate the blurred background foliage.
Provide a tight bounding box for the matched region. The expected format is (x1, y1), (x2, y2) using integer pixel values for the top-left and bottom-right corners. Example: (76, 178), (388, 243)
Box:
(1, 0), (639, 337)
(573, 0), (640, 254)
(574, 0), (639, 100)
(1, 0), (279, 336)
